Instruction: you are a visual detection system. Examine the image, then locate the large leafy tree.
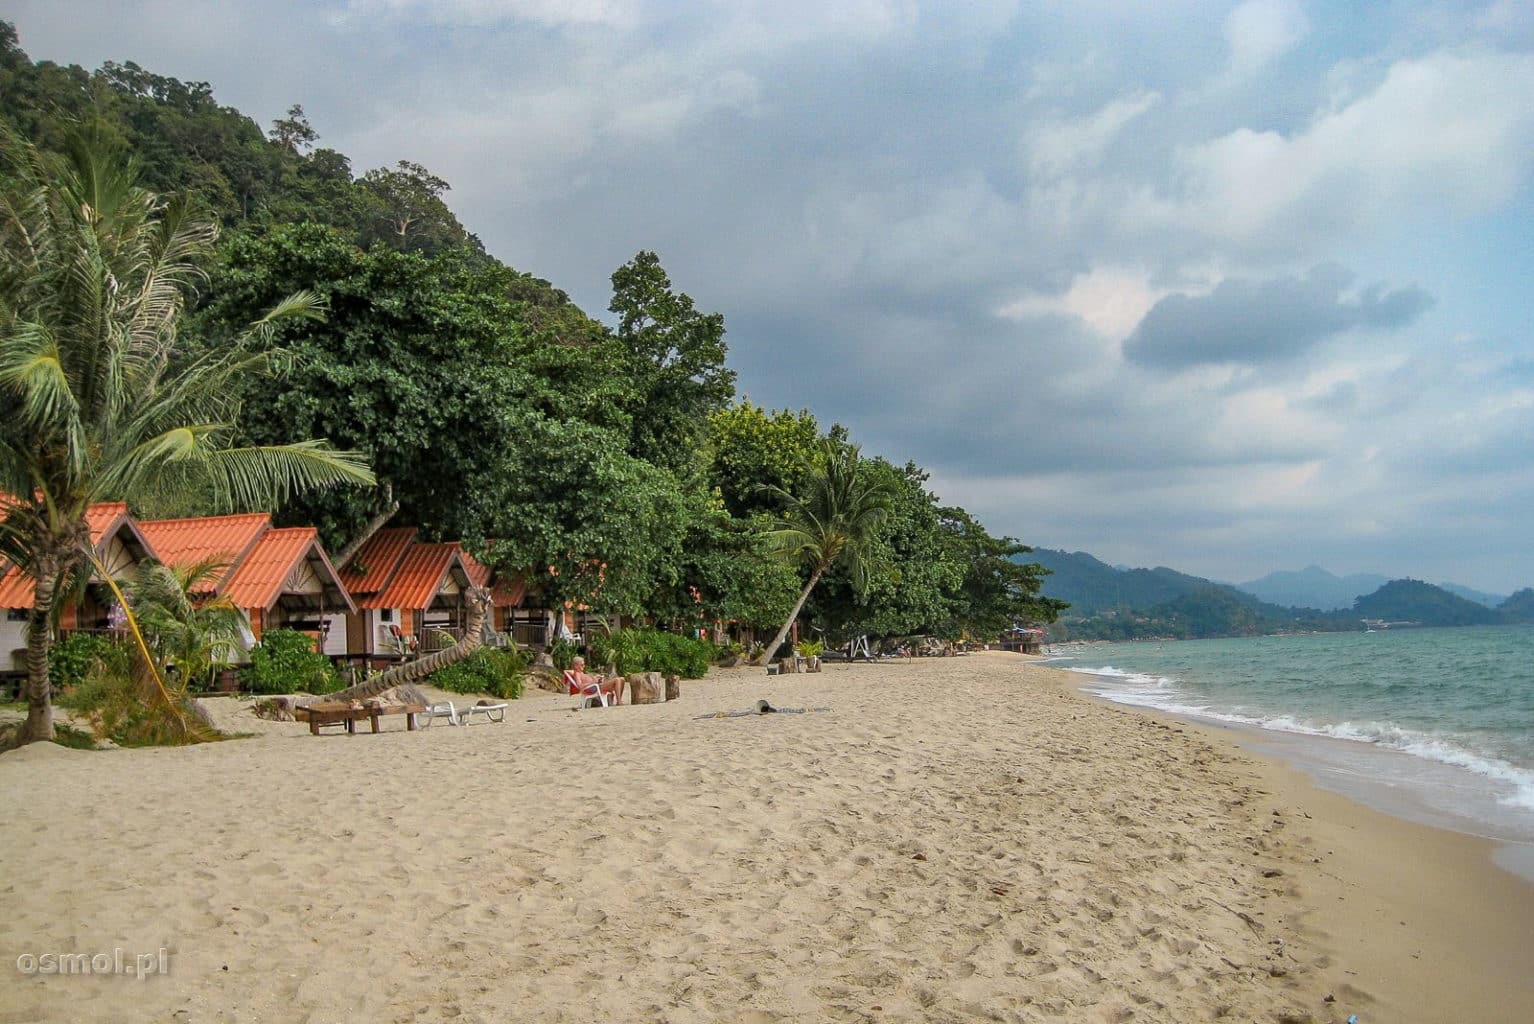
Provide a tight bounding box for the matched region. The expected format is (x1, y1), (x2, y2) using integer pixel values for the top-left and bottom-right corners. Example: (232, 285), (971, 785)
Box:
(609, 251), (736, 472)
(707, 401), (821, 518)
(754, 440), (898, 664)
(358, 159), (469, 255)
(932, 507), (1068, 638)
(0, 132), (373, 743)
(195, 223), (531, 545)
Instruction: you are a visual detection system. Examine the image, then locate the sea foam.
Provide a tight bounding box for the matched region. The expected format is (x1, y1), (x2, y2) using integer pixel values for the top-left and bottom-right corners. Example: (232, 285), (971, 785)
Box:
(1066, 663), (1534, 815)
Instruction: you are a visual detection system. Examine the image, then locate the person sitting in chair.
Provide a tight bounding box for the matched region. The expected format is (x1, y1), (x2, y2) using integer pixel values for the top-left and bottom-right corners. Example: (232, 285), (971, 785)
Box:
(564, 656), (626, 706)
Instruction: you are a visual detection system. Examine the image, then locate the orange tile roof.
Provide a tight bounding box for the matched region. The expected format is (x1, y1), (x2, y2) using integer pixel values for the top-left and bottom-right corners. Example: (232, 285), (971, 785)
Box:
(461, 549), (492, 588)
(221, 527), (315, 610)
(0, 564), (34, 609)
(460, 549), (527, 608)
(342, 527), (417, 594)
(358, 542), (467, 610)
(138, 513), (271, 587)
(84, 502), (131, 543)
(0, 502), (159, 609)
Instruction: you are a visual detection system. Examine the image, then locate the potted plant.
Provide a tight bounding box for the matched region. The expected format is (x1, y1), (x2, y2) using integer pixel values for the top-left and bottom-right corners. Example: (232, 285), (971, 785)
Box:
(794, 639), (825, 673)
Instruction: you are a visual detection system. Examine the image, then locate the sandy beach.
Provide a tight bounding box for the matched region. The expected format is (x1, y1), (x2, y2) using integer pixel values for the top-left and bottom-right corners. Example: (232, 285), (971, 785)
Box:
(3, 652), (1531, 1023)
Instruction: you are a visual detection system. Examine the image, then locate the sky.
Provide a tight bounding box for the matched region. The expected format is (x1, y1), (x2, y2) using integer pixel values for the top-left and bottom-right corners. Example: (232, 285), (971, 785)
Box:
(10, 1), (1534, 592)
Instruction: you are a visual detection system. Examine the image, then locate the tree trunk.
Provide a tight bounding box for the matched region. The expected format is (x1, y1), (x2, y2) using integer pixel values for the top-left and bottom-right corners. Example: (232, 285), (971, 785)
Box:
(21, 565), (59, 743)
(751, 565), (825, 666)
(324, 588), (491, 703)
(19, 540), (76, 744)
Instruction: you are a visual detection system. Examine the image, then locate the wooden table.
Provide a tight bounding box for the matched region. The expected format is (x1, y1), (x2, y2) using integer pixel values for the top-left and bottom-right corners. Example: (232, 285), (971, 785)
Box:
(295, 703), (427, 735)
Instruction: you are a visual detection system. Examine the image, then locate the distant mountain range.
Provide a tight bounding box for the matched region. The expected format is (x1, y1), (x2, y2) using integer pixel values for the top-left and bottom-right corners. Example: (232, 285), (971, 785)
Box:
(1235, 566), (1388, 611)
(1236, 565), (1507, 610)
(1022, 549), (1533, 640)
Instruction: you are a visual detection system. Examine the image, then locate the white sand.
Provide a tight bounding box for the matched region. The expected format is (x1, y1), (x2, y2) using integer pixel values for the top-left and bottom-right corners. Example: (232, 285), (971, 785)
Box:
(2, 653), (1528, 1022)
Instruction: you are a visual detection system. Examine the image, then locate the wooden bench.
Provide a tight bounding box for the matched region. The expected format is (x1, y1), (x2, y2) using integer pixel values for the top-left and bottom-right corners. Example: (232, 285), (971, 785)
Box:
(295, 703), (427, 736)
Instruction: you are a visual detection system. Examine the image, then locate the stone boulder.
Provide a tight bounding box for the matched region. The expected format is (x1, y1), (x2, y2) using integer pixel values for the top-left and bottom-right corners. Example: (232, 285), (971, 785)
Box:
(664, 675), (680, 701)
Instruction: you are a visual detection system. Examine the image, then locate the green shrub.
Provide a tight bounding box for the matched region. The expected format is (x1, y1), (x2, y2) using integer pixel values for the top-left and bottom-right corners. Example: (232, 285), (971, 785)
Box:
(49, 633), (125, 692)
(241, 629), (342, 695)
(58, 663), (219, 747)
(428, 648), (527, 699)
(52, 722), (101, 749)
(587, 629), (713, 679)
(550, 636), (579, 670)
(794, 639), (824, 658)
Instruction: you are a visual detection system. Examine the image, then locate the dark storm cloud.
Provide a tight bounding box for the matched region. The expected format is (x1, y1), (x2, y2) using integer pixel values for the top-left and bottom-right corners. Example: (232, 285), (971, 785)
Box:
(1123, 264), (1432, 369)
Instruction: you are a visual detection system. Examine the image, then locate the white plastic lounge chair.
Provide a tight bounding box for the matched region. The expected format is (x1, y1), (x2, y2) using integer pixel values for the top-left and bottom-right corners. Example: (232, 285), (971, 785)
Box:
(564, 669), (610, 709)
(418, 700), (509, 726)
(461, 701), (508, 723)
(418, 701), (463, 727)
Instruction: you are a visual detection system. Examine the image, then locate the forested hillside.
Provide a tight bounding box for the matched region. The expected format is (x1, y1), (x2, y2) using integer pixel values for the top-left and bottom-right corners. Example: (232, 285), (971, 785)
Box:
(1354, 580), (1503, 627)
(0, 21), (1066, 646)
(1028, 549), (1216, 614)
(1031, 547), (1529, 639)
(1500, 589), (1534, 622)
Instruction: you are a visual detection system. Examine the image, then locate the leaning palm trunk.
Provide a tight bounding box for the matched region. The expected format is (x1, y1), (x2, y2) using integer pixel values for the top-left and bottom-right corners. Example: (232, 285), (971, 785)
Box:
(325, 588), (491, 703)
(751, 564), (826, 666)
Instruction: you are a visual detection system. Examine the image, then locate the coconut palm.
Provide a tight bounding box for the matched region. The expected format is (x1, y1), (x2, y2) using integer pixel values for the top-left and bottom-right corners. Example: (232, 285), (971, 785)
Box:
(126, 557), (247, 693)
(752, 440), (897, 665)
(0, 130), (374, 744)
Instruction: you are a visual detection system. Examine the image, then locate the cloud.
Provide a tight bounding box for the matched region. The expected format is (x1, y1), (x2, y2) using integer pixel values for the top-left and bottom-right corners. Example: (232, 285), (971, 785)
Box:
(1026, 91), (1160, 178)
(8, 1), (1534, 591)
(338, 0), (637, 29)
(1224, 0), (1309, 78)
(1123, 264), (1432, 368)
(1162, 50), (1534, 252)
(997, 267), (1167, 340)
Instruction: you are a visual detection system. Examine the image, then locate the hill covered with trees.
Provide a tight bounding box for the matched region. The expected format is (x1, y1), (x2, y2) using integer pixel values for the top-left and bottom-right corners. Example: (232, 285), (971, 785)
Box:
(1354, 580), (1503, 627)
(0, 21), (1066, 650)
(1499, 589), (1534, 622)
(1029, 548), (1530, 640)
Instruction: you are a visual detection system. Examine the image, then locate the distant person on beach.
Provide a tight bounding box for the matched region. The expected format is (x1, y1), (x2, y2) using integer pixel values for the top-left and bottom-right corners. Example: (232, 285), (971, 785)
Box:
(565, 656), (626, 706)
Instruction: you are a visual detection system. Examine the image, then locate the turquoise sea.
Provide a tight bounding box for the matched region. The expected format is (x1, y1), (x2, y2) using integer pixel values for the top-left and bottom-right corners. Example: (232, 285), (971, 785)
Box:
(1049, 625), (1534, 871)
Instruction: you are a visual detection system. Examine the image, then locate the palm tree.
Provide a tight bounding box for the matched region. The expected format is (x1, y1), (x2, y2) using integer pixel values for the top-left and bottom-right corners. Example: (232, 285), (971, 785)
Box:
(752, 440), (897, 665)
(126, 557), (247, 692)
(0, 130), (374, 744)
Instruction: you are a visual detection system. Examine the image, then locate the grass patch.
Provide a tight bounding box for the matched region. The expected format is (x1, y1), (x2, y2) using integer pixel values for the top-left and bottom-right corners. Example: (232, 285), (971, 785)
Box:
(52, 723), (99, 750)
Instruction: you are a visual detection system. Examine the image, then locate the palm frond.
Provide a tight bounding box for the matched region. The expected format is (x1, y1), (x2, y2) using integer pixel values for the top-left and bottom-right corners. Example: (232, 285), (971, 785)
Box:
(192, 441), (375, 513)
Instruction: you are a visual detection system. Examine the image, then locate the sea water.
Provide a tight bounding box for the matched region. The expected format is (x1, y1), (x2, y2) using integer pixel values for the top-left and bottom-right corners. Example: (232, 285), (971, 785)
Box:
(1049, 625), (1534, 875)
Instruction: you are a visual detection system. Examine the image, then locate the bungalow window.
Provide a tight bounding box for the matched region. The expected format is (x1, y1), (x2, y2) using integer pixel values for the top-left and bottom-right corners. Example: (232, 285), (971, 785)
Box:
(6, 609), (27, 622)
(380, 609), (394, 623)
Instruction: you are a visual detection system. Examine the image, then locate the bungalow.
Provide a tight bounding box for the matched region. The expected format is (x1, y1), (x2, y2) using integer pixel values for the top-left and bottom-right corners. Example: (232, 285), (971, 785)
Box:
(0, 501), (159, 675)
(337, 527), (418, 658)
(341, 530), (527, 661)
(461, 550), (528, 641)
(136, 513), (356, 657)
